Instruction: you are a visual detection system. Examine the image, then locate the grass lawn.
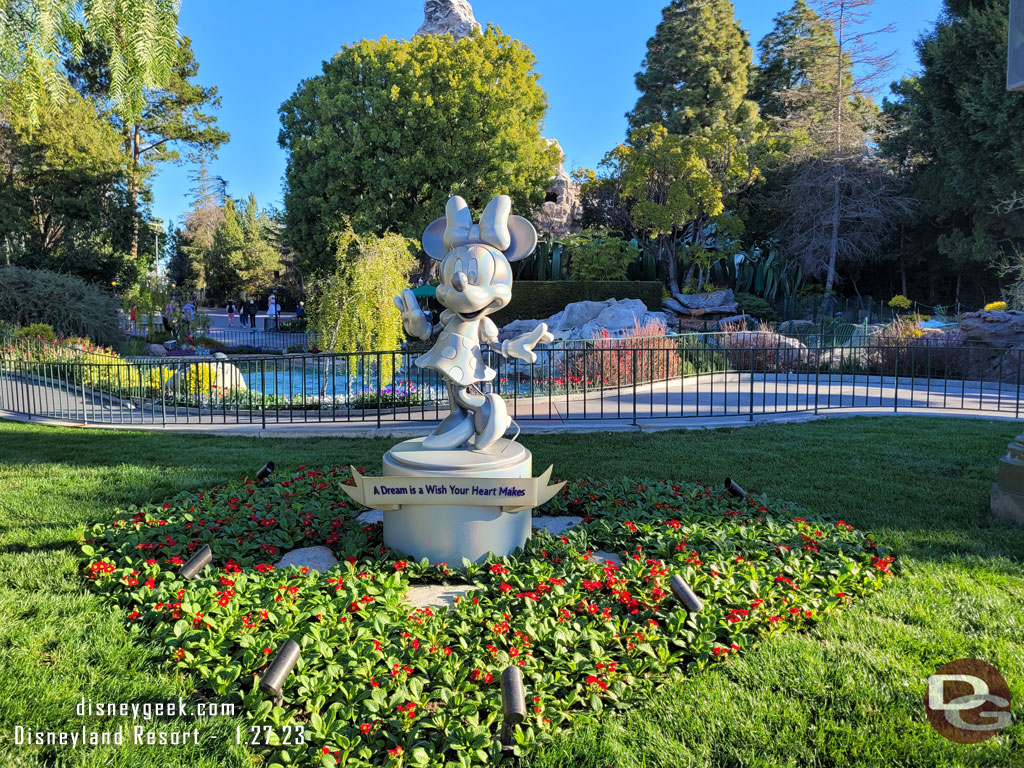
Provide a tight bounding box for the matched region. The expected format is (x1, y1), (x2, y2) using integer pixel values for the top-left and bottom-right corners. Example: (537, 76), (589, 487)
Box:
(0, 416), (1021, 768)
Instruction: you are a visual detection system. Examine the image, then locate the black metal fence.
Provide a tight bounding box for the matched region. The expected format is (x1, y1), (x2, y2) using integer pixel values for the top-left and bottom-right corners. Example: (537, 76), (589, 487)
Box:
(2, 332), (1022, 427)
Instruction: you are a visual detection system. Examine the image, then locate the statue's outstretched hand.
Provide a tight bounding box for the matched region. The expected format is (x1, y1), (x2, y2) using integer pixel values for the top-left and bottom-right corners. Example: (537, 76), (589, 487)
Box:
(394, 289), (431, 340)
(504, 322), (553, 364)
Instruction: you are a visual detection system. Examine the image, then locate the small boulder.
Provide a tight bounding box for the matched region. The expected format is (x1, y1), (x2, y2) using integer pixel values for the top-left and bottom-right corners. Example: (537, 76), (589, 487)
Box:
(276, 546), (338, 573)
(149, 344), (167, 357)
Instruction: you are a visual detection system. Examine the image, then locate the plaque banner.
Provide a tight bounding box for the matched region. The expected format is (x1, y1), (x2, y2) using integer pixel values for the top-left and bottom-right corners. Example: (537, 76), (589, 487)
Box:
(341, 465), (565, 513)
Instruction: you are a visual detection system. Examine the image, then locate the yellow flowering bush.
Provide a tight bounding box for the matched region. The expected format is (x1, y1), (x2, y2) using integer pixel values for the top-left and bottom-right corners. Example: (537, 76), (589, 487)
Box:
(888, 295), (912, 311)
(984, 301), (1007, 312)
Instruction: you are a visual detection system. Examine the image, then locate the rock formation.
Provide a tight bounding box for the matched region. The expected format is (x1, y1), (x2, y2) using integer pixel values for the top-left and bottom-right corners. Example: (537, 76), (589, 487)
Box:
(499, 298), (668, 342)
(533, 140), (582, 239)
(415, 0), (481, 39)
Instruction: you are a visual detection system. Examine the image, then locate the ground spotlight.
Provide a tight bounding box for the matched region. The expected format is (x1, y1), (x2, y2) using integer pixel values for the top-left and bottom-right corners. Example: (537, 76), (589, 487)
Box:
(177, 544), (212, 581)
(499, 665), (526, 754)
(670, 573), (704, 613)
(256, 461), (275, 486)
(724, 477), (747, 498)
(259, 638), (301, 705)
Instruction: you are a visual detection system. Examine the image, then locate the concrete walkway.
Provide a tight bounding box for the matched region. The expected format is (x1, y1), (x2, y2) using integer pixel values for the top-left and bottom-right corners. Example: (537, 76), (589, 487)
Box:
(1, 371), (1020, 435)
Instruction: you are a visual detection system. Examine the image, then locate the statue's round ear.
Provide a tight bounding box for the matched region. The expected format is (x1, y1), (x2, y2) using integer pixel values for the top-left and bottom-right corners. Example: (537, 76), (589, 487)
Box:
(505, 215), (538, 262)
(422, 217), (447, 260)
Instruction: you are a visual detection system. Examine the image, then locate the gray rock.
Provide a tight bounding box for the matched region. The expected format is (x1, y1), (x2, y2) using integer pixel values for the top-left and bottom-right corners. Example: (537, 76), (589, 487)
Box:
(404, 583), (477, 611)
(557, 300), (612, 330)
(674, 290), (735, 310)
(532, 516), (583, 534)
(712, 314), (755, 330)
(591, 550), (622, 566)
(276, 546), (338, 573)
(593, 299), (650, 332)
(356, 509), (383, 524)
(213, 352), (228, 360)
(533, 140), (582, 238)
(149, 344), (167, 357)
(415, 0), (481, 39)
(960, 310), (1024, 348)
(498, 318), (543, 343)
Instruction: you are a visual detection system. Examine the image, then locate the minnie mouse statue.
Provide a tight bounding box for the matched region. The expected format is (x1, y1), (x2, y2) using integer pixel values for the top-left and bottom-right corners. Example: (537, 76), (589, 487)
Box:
(395, 195), (553, 451)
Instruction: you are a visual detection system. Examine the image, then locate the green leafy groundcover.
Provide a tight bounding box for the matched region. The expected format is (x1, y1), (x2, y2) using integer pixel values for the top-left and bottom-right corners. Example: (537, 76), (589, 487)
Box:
(80, 466), (895, 768)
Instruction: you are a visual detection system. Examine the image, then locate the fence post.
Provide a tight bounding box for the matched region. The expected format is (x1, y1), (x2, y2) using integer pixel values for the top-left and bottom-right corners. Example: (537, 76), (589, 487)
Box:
(260, 358), (266, 430)
(893, 345), (899, 413)
(376, 352), (382, 429)
(632, 350), (638, 426)
(748, 347), (754, 421)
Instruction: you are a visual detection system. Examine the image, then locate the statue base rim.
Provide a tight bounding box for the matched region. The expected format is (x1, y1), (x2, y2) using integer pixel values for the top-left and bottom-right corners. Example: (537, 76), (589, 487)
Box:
(381, 438), (532, 564)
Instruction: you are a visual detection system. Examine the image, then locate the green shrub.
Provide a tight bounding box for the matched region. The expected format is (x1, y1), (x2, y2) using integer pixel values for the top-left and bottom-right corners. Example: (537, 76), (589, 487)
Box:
(13, 322), (56, 341)
(0, 266), (120, 346)
(144, 330), (173, 344)
(735, 293), (780, 323)
(565, 229), (639, 281)
(492, 281), (663, 324)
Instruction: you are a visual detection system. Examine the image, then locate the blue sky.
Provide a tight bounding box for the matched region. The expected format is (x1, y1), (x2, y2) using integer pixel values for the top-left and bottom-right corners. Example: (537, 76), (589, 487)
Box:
(150, 0), (944, 229)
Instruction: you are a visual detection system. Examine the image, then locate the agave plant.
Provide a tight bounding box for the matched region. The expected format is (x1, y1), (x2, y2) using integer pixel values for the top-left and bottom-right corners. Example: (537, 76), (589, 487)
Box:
(710, 241), (803, 303)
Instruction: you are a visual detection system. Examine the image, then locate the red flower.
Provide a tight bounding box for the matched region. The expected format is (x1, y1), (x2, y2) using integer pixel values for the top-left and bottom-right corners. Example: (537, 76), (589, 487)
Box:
(484, 672), (494, 684)
(359, 723), (372, 734)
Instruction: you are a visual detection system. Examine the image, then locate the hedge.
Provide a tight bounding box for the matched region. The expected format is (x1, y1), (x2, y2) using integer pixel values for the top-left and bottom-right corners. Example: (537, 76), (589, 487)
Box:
(0, 266), (121, 346)
(493, 281), (663, 324)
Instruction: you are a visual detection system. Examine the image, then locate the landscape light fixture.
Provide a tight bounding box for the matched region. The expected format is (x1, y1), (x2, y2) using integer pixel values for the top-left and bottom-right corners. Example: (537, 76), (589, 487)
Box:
(259, 638), (301, 706)
(670, 573), (704, 614)
(499, 665), (527, 755)
(177, 544), (213, 581)
(724, 477), (748, 499)
(256, 461), (275, 486)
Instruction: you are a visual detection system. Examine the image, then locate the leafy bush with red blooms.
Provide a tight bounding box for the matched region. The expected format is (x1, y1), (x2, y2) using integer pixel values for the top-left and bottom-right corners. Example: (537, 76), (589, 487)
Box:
(80, 467), (894, 767)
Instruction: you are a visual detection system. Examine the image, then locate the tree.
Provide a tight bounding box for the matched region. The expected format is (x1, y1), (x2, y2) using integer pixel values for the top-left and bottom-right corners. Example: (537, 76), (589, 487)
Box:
(0, 91), (137, 284)
(307, 229), (416, 385)
(749, 0), (839, 123)
(278, 25), (560, 276)
(0, 0), (179, 127)
(880, 0), (1024, 306)
(204, 195), (283, 301)
(177, 158), (228, 290)
(68, 35), (229, 259)
(766, 0), (900, 299)
(629, 0), (759, 137)
(595, 124), (759, 301)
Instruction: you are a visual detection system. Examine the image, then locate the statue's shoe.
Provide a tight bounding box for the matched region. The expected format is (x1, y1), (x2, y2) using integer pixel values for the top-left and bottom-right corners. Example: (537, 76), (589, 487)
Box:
(472, 393), (511, 451)
(422, 412), (475, 450)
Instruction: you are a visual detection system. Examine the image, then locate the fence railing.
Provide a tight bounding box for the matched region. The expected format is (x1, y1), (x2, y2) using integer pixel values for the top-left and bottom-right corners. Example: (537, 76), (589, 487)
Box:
(2, 331), (1022, 427)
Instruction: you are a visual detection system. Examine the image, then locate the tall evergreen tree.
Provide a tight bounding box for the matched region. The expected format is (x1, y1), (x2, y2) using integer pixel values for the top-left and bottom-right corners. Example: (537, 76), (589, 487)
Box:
(882, 0), (1024, 305)
(629, 0), (758, 137)
(749, 0), (839, 123)
(68, 35), (228, 260)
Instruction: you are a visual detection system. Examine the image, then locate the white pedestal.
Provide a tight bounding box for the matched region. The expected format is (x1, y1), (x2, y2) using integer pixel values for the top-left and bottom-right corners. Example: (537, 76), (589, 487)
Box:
(382, 437), (533, 564)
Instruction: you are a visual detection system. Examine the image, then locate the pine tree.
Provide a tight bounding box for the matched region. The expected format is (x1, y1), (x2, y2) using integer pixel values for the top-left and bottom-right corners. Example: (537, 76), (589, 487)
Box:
(629, 0), (758, 137)
(68, 35), (229, 260)
(766, 0), (901, 299)
(749, 0), (839, 123)
(882, 0), (1024, 305)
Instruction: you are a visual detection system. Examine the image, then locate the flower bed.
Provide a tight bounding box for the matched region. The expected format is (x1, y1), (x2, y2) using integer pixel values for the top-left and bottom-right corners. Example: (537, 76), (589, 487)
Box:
(80, 468), (893, 767)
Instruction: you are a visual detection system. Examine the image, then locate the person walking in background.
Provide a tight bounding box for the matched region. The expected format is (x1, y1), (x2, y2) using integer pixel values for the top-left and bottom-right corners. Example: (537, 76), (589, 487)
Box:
(267, 294), (280, 328)
(182, 300), (196, 335)
(129, 305), (137, 333)
(227, 300), (237, 327)
(246, 299), (258, 330)
(163, 299), (175, 333)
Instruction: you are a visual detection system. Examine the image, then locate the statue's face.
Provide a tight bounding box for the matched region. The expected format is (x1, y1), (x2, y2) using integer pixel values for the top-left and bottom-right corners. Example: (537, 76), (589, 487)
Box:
(435, 244), (512, 319)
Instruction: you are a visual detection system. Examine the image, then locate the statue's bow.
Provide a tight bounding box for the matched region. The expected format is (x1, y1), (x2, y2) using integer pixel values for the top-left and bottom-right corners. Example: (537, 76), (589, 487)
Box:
(443, 195), (512, 252)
